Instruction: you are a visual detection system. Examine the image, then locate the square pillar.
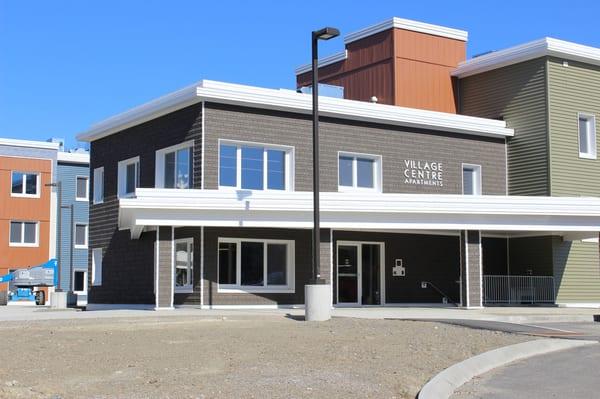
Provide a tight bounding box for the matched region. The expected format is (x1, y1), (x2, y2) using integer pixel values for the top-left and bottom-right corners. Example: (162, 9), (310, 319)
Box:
(155, 226), (174, 310)
(460, 230), (483, 308)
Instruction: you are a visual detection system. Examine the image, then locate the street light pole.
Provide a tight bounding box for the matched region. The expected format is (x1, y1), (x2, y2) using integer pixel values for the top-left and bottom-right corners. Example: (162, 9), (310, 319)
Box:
(46, 181), (63, 292)
(305, 26), (339, 322)
(310, 26), (340, 285)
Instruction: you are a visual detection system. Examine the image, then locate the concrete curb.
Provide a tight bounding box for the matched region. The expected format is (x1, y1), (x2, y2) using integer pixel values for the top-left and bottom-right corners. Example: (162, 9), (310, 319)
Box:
(418, 338), (597, 399)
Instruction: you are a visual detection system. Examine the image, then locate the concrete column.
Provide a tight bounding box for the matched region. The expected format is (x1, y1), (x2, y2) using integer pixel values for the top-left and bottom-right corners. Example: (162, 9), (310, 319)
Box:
(155, 226), (174, 310)
(305, 228), (332, 321)
(460, 230), (483, 308)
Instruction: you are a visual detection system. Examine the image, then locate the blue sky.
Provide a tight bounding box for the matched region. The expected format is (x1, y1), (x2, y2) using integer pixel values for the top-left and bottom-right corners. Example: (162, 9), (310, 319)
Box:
(1, 0), (598, 149)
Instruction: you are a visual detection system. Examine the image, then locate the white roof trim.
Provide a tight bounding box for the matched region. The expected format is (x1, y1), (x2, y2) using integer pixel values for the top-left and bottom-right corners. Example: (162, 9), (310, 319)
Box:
(57, 151), (90, 164)
(119, 189), (600, 235)
(453, 37), (600, 78)
(0, 138), (60, 150)
(76, 80), (512, 142)
(295, 50), (348, 75)
(345, 17), (468, 44)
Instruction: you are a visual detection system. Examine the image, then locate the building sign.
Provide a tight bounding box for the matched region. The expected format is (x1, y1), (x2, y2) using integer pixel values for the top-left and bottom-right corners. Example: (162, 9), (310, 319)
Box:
(403, 159), (444, 187)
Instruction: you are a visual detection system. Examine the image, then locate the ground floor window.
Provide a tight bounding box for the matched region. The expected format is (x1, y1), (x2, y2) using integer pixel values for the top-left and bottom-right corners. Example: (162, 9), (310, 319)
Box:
(73, 270), (87, 293)
(217, 238), (295, 292)
(175, 238), (193, 292)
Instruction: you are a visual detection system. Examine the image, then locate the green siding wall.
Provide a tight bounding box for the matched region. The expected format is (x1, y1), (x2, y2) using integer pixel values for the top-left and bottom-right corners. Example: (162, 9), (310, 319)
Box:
(460, 58), (549, 195)
(553, 238), (600, 303)
(547, 57), (600, 196)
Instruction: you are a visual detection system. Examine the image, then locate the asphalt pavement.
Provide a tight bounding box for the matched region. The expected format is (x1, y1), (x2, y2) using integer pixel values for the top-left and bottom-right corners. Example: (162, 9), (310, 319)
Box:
(452, 343), (600, 399)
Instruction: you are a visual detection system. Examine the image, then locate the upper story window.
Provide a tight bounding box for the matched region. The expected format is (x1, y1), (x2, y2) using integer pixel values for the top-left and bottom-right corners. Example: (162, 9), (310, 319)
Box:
(11, 171), (39, 197)
(76, 176), (88, 201)
(155, 141), (193, 189)
(578, 113), (597, 159)
(338, 152), (382, 192)
(93, 167), (104, 204)
(74, 224), (88, 249)
(9, 221), (38, 246)
(218, 140), (293, 191)
(462, 164), (481, 195)
(117, 156), (140, 198)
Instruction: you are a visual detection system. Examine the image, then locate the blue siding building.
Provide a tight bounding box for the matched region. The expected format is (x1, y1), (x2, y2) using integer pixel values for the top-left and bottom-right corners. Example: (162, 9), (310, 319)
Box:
(56, 150), (90, 304)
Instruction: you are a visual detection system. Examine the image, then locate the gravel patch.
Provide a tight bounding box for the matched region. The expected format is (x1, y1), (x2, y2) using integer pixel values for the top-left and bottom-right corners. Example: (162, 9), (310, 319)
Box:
(0, 315), (530, 398)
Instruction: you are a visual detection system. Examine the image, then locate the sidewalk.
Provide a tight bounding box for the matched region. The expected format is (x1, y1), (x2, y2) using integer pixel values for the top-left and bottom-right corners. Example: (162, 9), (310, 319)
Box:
(0, 304), (597, 323)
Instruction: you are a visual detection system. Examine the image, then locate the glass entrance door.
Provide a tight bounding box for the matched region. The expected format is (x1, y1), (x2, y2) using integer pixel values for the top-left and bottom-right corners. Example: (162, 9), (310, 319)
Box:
(337, 245), (359, 304)
(337, 242), (382, 305)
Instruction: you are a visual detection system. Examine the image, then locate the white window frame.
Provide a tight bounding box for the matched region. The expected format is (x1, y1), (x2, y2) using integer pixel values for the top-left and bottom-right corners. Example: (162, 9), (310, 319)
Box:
(93, 167), (104, 204)
(72, 269), (88, 294)
(462, 163), (482, 195)
(8, 221), (39, 247)
(217, 237), (295, 293)
(578, 113), (597, 160)
(117, 156), (140, 198)
(92, 248), (103, 286)
(155, 140), (194, 189)
(10, 171), (40, 198)
(75, 175), (89, 201)
(217, 139), (295, 192)
(337, 151), (382, 192)
(74, 223), (88, 249)
(174, 237), (194, 293)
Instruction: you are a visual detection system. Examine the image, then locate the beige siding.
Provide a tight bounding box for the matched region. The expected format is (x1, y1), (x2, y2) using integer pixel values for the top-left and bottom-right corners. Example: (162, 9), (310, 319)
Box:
(553, 238), (600, 303)
(547, 57), (600, 196)
(460, 58), (549, 195)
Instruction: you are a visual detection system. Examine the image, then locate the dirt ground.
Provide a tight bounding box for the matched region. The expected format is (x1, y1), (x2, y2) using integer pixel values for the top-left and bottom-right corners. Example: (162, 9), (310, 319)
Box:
(0, 315), (529, 399)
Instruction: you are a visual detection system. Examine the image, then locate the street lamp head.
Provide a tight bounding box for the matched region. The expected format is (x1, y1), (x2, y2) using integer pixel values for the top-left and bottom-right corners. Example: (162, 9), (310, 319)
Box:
(313, 27), (340, 41)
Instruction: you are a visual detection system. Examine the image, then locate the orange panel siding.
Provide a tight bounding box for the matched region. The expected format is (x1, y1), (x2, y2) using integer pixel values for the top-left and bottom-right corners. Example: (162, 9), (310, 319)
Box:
(0, 156), (53, 292)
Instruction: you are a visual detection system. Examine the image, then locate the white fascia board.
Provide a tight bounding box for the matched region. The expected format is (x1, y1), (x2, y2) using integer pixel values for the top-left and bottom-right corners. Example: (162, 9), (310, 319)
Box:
(0, 138), (60, 150)
(76, 82), (201, 142)
(453, 37), (600, 78)
(57, 151), (90, 164)
(344, 17), (468, 44)
(196, 80), (513, 138)
(295, 50), (348, 75)
(118, 189), (600, 233)
(77, 79), (512, 143)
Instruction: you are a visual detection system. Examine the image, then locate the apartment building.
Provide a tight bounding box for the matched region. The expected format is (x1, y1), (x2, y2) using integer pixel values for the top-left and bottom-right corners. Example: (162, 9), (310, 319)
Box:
(0, 138), (58, 304)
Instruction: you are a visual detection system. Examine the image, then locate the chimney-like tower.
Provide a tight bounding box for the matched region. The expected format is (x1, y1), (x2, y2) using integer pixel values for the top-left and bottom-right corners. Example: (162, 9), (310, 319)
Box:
(295, 17), (467, 113)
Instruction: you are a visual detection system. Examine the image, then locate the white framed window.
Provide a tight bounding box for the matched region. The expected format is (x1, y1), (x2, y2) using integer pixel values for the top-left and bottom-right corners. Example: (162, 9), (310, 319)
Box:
(73, 270), (87, 293)
(9, 221), (39, 247)
(76, 176), (89, 201)
(74, 224), (88, 249)
(462, 164), (482, 195)
(93, 167), (104, 204)
(117, 156), (140, 198)
(217, 238), (295, 293)
(155, 141), (193, 189)
(218, 140), (294, 191)
(337, 151), (382, 192)
(10, 171), (39, 197)
(174, 238), (194, 293)
(92, 248), (103, 286)
(578, 113), (597, 159)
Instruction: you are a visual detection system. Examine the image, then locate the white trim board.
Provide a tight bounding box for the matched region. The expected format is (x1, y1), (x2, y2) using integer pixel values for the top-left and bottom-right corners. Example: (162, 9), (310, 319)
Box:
(76, 80), (513, 143)
(295, 50), (348, 75)
(0, 138), (60, 150)
(453, 37), (600, 78)
(345, 17), (468, 44)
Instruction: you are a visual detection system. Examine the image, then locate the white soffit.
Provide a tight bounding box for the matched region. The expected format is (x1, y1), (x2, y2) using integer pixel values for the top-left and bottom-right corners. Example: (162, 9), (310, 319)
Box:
(76, 79), (513, 142)
(345, 17), (468, 44)
(57, 151), (90, 164)
(453, 37), (600, 78)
